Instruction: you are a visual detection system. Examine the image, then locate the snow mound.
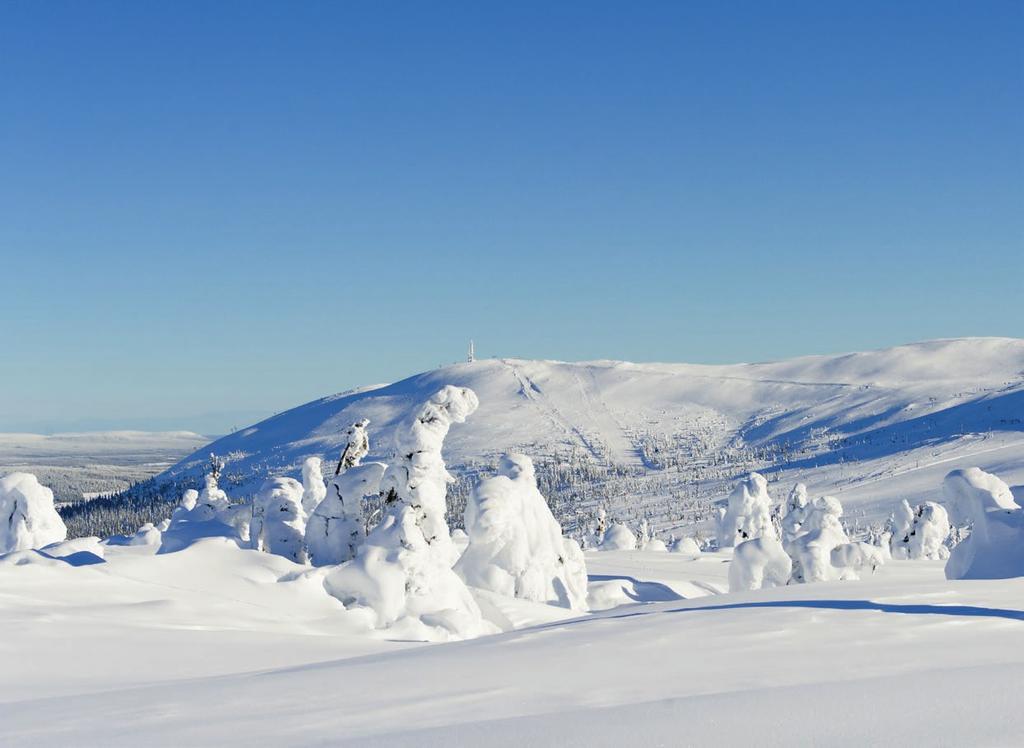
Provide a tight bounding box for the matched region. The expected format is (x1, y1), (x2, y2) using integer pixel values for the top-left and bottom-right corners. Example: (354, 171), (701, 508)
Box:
(0, 472), (67, 553)
(456, 453), (588, 610)
(669, 536), (702, 556)
(943, 468), (1024, 580)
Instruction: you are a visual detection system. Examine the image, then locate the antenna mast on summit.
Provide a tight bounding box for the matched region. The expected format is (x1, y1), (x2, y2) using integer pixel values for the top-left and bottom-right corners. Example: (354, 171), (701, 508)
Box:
(467, 339), (475, 363)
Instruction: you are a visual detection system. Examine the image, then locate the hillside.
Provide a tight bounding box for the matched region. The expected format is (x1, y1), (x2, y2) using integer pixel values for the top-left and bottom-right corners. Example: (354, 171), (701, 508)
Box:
(145, 338), (1024, 534)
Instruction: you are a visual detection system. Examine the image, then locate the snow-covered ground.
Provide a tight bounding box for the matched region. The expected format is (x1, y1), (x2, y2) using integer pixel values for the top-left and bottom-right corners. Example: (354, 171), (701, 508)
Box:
(0, 539), (1020, 746)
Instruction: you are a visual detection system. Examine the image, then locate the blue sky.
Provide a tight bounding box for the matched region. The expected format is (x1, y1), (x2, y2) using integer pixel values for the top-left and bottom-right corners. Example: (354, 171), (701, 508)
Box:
(1, 1), (1021, 433)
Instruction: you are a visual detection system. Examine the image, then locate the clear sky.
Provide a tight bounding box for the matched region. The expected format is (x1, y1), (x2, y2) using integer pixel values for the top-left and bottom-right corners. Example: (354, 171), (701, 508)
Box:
(1, 1), (1022, 434)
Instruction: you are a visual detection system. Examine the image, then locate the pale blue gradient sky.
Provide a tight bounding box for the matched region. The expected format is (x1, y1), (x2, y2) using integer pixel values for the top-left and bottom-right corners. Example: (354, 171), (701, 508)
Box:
(1, 1), (1021, 433)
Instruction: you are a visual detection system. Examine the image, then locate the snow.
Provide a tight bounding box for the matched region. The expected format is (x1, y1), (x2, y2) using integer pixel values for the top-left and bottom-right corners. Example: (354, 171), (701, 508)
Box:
(0, 472), (67, 552)
(305, 462), (383, 566)
(728, 536), (791, 591)
(456, 453), (588, 610)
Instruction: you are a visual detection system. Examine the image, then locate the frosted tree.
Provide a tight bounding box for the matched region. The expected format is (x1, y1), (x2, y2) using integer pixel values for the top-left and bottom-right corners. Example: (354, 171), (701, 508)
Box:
(250, 476), (307, 563)
(324, 386), (490, 640)
(301, 456), (327, 514)
(455, 453), (588, 610)
(306, 461), (384, 566)
(0, 473), (67, 553)
(192, 468), (230, 521)
(942, 467), (1024, 580)
(717, 472), (776, 548)
(335, 419), (370, 475)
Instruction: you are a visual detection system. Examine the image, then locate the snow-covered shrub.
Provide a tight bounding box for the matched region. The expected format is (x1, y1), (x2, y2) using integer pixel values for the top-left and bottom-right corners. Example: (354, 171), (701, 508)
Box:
(829, 541), (887, 579)
(301, 457), (327, 514)
(785, 495), (850, 583)
(943, 467), (1024, 580)
(306, 462), (384, 566)
(644, 537), (668, 552)
(669, 536), (702, 557)
(128, 522), (162, 546)
(192, 472), (230, 522)
(0, 472), (67, 553)
(905, 502), (951, 560)
(250, 477), (307, 563)
(781, 482), (809, 544)
(600, 522), (637, 551)
(334, 419), (370, 475)
(729, 536), (792, 592)
(456, 453), (588, 610)
(716, 472), (776, 548)
(324, 386), (489, 639)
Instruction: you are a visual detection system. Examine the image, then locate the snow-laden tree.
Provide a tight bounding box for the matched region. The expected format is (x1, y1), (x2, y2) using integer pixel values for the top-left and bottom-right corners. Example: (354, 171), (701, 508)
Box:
(455, 453), (588, 610)
(250, 477), (307, 563)
(306, 461), (384, 566)
(729, 536), (792, 592)
(891, 501), (951, 560)
(717, 472), (776, 548)
(335, 419), (370, 475)
(600, 522), (637, 551)
(943, 467), (1024, 580)
(888, 499), (916, 559)
(0, 473), (67, 553)
(785, 495), (850, 583)
(324, 386), (490, 640)
(301, 456), (327, 515)
(781, 482), (809, 544)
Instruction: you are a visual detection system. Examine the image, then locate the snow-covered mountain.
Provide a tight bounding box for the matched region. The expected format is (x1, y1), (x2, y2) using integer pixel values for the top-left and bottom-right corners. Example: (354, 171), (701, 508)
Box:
(157, 338), (1024, 515)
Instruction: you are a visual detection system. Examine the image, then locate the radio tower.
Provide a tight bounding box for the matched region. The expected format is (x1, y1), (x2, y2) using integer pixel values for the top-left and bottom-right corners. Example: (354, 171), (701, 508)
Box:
(467, 339), (475, 363)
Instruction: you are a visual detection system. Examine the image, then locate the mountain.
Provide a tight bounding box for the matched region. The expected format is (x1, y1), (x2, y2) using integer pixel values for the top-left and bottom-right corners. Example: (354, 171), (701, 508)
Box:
(152, 338), (1024, 528)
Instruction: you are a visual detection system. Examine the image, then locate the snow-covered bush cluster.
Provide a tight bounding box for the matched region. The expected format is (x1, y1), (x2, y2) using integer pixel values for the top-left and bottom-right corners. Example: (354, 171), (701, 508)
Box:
(889, 499), (950, 560)
(724, 474), (888, 591)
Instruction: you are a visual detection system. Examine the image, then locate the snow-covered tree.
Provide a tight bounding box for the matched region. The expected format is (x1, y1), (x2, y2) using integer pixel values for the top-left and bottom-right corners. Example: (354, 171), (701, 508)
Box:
(942, 467), (1024, 580)
(888, 499), (916, 559)
(781, 482), (809, 544)
(0, 472), (67, 553)
(785, 495), (850, 583)
(250, 477), (307, 563)
(324, 387), (490, 640)
(600, 522), (637, 551)
(192, 471), (230, 521)
(306, 461), (384, 566)
(301, 456), (327, 514)
(729, 536), (792, 592)
(717, 472), (776, 548)
(334, 419), (370, 475)
(455, 453), (588, 610)
(829, 541), (887, 579)
(894, 501), (951, 560)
